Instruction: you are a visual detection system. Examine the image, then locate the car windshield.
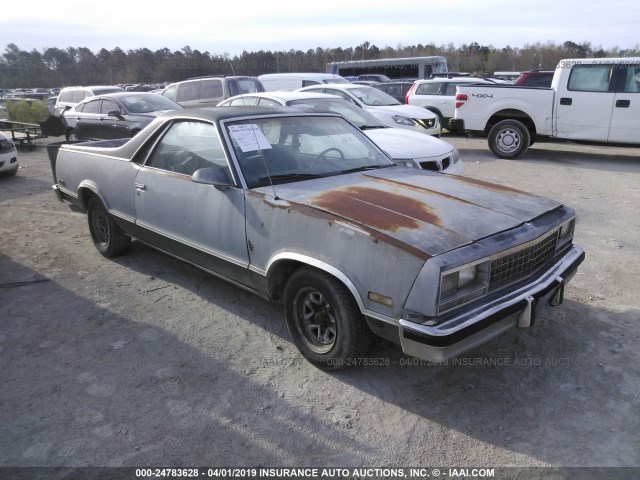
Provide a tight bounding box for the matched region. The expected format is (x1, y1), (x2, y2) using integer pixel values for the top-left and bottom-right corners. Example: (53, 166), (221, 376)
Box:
(225, 115), (394, 188)
(120, 94), (181, 113)
(322, 78), (349, 84)
(347, 87), (400, 106)
(228, 78), (264, 96)
(286, 98), (385, 129)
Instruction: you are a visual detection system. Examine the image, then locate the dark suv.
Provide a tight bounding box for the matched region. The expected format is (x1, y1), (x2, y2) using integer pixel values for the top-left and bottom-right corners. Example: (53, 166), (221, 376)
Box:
(161, 76), (264, 107)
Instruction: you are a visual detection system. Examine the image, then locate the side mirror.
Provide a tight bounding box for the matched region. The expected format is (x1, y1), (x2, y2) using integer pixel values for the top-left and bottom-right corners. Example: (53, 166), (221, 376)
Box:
(107, 110), (124, 119)
(192, 167), (232, 190)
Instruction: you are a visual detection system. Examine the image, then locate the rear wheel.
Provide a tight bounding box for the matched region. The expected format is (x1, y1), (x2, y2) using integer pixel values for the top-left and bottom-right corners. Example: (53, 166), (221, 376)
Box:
(284, 268), (372, 371)
(66, 129), (79, 141)
(488, 119), (531, 159)
(87, 196), (130, 258)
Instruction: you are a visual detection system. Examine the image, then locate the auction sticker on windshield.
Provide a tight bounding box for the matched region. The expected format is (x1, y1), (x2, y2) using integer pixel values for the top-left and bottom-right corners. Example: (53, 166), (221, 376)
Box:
(228, 124), (272, 152)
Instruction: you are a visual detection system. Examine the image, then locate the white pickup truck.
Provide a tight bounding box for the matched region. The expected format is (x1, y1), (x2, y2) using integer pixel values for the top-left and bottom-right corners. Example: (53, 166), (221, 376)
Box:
(451, 57), (640, 158)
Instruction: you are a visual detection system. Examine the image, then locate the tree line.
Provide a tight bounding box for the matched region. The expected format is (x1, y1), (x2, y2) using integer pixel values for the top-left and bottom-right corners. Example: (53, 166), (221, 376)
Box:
(1, 40), (638, 88)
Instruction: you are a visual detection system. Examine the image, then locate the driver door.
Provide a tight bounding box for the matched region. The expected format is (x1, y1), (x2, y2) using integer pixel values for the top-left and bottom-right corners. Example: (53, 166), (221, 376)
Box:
(133, 120), (252, 286)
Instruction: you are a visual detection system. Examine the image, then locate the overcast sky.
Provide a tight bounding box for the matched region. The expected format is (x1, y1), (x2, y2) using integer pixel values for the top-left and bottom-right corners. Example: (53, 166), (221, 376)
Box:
(2, 0), (639, 56)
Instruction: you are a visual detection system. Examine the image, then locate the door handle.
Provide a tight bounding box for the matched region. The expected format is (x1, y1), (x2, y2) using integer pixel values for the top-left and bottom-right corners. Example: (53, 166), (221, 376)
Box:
(134, 183), (146, 191)
(560, 97), (572, 106)
(616, 99), (630, 108)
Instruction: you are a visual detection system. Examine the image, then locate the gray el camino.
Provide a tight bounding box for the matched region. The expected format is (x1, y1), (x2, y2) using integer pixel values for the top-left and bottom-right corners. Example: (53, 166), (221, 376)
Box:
(51, 107), (585, 370)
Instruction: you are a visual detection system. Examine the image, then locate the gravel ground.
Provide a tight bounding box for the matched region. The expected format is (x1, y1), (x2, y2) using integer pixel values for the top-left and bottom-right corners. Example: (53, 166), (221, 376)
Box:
(1, 133), (639, 474)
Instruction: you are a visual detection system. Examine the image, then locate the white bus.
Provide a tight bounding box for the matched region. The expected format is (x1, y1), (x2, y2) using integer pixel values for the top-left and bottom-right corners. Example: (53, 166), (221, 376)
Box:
(326, 56), (448, 80)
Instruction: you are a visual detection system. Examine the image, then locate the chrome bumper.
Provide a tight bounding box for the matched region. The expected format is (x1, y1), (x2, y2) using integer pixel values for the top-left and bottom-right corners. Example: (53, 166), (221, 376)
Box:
(399, 245), (585, 362)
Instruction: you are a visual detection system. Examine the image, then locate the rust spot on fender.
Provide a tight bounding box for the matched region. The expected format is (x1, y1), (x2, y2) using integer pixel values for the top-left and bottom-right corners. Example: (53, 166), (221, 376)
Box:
(249, 189), (431, 260)
(312, 186), (441, 232)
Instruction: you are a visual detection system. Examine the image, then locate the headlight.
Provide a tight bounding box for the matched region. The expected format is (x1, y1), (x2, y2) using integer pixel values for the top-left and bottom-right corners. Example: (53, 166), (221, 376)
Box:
(451, 147), (460, 164)
(394, 159), (417, 168)
(0, 138), (15, 152)
(391, 115), (418, 127)
(439, 259), (490, 313)
(556, 218), (575, 252)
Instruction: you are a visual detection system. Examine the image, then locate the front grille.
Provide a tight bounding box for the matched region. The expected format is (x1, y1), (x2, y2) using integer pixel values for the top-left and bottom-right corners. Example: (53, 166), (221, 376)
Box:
(419, 156), (452, 172)
(489, 232), (558, 291)
(419, 160), (439, 171)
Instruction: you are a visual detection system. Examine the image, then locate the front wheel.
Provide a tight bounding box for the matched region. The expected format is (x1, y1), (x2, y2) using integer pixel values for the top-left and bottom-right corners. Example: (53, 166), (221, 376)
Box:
(284, 268), (372, 371)
(87, 195), (130, 258)
(488, 119), (531, 159)
(66, 129), (79, 141)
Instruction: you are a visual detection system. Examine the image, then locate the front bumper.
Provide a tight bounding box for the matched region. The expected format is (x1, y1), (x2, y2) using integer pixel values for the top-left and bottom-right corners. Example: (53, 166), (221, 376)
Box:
(448, 118), (465, 132)
(399, 245), (585, 362)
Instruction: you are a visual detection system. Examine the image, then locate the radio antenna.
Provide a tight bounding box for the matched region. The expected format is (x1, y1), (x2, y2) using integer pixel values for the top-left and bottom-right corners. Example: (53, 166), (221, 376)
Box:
(229, 61), (279, 200)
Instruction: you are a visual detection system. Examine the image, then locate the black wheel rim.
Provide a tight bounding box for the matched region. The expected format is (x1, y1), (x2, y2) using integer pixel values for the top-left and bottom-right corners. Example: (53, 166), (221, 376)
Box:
(92, 206), (110, 245)
(296, 287), (337, 354)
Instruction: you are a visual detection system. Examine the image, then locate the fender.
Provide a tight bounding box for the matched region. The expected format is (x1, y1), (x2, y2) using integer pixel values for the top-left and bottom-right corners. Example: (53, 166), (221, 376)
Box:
(261, 252), (399, 327)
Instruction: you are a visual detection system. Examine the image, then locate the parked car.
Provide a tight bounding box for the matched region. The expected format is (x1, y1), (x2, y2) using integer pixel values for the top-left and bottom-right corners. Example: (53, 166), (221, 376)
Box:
(218, 91), (462, 174)
(405, 77), (493, 129)
(61, 92), (183, 140)
(514, 70), (555, 88)
(51, 107), (584, 370)
(45, 96), (58, 116)
(0, 131), (19, 176)
(452, 57), (640, 158)
(161, 76), (264, 107)
(258, 73), (348, 91)
(298, 83), (441, 136)
(54, 85), (125, 116)
(372, 80), (416, 103)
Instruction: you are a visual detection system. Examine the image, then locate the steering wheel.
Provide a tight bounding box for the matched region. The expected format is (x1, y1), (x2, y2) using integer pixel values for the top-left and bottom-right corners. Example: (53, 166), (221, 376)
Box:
(310, 147), (345, 168)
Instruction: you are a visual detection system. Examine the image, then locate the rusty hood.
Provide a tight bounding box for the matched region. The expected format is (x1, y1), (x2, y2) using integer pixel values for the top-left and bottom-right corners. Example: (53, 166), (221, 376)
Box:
(264, 168), (562, 257)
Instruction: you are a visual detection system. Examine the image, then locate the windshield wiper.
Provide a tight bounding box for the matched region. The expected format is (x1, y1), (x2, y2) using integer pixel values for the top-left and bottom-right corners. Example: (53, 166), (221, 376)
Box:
(257, 173), (326, 182)
(340, 164), (394, 174)
(360, 125), (386, 130)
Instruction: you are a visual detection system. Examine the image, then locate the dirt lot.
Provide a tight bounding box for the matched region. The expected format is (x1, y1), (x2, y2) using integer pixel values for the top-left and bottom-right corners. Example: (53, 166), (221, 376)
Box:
(1, 133), (639, 473)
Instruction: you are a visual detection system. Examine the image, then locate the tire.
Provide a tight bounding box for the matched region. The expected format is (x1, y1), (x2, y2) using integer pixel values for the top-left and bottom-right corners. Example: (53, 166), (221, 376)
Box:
(283, 268), (373, 371)
(87, 195), (130, 258)
(426, 108), (445, 131)
(488, 119), (531, 159)
(1, 165), (18, 177)
(66, 129), (79, 141)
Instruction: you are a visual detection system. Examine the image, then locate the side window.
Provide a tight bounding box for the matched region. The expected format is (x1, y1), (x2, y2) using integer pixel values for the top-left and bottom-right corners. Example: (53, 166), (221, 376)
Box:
(82, 99), (101, 114)
(145, 121), (231, 179)
(228, 97), (258, 106)
(101, 99), (120, 114)
(302, 80), (321, 87)
(415, 82), (442, 95)
(444, 83), (461, 95)
(622, 66), (640, 93)
(200, 79), (223, 99)
(568, 65), (612, 92)
(176, 82), (200, 102)
(162, 85), (178, 101)
(257, 98), (281, 106)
